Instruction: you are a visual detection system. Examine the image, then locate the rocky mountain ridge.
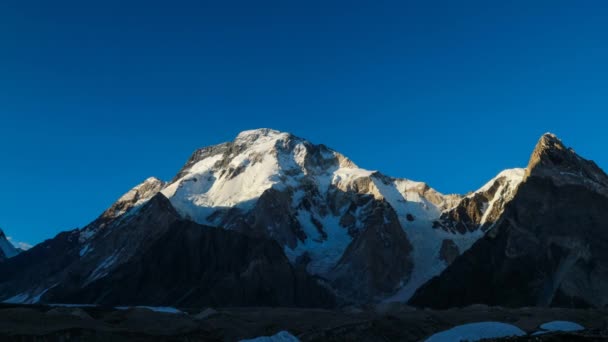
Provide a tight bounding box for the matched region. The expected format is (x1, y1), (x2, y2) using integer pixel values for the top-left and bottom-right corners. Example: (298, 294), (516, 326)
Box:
(3, 129), (599, 309)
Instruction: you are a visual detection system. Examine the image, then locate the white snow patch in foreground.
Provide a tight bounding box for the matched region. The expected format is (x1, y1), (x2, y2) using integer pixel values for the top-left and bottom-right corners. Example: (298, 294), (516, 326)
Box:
(115, 306), (183, 314)
(539, 320), (584, 332)
(425, 322), (526, 342)
(240, 331), (300, 342)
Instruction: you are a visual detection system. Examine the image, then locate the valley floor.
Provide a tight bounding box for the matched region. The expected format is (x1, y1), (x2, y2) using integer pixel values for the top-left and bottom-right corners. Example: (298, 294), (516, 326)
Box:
(0, 303), (606, 341)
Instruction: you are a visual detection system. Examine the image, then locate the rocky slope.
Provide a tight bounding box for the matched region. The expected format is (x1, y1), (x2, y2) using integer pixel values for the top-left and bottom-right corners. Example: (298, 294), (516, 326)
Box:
(0, 128), (529, 306)
(410, 133), (608, 309)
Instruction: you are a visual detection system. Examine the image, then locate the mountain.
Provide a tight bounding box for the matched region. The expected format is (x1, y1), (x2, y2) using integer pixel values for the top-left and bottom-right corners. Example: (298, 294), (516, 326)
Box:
(0, 128), (528, 306)
(0, 229), (20, 261)
(157, 129), (528, 302)
(409, 133), (608, 309)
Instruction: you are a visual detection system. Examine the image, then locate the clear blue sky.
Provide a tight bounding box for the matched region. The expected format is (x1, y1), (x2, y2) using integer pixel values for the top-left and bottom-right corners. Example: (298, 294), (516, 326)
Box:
(2, 1), (608, 246)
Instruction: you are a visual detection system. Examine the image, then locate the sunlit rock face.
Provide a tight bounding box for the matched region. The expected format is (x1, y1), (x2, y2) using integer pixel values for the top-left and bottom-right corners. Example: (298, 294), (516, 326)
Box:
(411, 133), (608, 309)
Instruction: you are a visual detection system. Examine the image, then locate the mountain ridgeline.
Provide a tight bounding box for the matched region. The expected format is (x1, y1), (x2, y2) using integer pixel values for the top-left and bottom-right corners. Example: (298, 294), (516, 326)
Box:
(0, 129), (606, 309)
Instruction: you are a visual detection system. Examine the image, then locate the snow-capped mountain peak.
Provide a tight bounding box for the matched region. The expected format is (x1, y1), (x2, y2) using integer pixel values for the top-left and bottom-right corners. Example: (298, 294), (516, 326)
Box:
(71, 128), (529, 302)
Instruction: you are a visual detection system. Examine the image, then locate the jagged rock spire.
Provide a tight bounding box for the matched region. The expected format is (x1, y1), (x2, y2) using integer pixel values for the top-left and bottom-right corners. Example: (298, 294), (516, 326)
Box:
(524, 133), (608, 196)
(525, 133), (572, 177)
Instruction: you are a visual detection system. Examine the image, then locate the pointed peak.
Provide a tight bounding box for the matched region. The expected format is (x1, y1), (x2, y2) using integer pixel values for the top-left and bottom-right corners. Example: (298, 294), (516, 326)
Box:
(526, 133), (571, 175)
(524, 134), (608, 194)
(536, 132), (565, 151)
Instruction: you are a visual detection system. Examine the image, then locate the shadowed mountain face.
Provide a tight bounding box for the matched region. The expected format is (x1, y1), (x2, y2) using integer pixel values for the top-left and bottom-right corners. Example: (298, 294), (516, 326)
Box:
(410, 134), (608, 309)
(57, 219), (334, 307)
(0, 194), (334, 308)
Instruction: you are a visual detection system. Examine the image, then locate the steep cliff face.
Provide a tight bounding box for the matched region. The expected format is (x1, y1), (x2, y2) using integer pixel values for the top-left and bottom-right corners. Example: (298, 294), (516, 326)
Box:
(410, 133), (608, 309)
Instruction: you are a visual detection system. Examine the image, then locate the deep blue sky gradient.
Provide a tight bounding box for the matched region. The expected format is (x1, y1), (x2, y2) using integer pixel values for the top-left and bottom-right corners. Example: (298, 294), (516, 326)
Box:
(2, 1), (608, 246)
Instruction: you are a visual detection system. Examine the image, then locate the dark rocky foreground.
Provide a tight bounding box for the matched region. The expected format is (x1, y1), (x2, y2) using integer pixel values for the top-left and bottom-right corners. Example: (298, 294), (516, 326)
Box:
(0, 303), (606, 341)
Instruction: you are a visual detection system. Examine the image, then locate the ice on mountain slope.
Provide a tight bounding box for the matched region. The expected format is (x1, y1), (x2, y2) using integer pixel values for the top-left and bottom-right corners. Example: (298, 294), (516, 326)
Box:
(158, 129), (465, 279)
(386, 168), (525, 302)
(477, 169), (524, 227)
(162, 129), (333, 213)
(425, 322), (526, 342)
(2, 285), (57, 304)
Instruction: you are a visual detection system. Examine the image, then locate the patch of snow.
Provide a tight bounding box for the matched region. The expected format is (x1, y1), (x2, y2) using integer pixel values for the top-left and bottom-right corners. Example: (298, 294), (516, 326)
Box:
(29, 287), (53, 303)
(240, 330), (300, 342)
(293, 143), (308, 168)
(3, 285), (57, 304)
(2, 293), (29, 304)
(478, 168), (525, 228)
(115, 306), (183, 314)
(284, 214), (350, 275)
(332, 168), (375, 189)
(386, 168), (525, 303)
(78, 229), (96, 243)
(86, 251), (122, 283)
(380, 175), (480, 302)
(79, 244), (92, 257)
(49, 303), (98, 308)
(540, 320), (584, 332)
(476, 168), (525, 194)
(425, 322), (526, 342)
